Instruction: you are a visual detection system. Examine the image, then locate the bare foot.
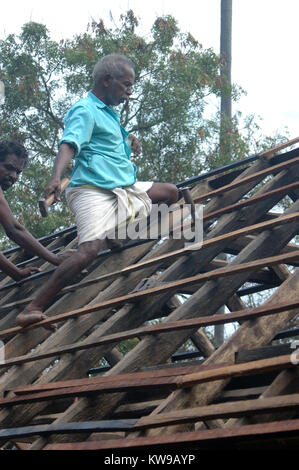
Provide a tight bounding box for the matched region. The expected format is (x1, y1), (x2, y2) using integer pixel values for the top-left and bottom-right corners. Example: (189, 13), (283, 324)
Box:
(17, 310), (57, 331)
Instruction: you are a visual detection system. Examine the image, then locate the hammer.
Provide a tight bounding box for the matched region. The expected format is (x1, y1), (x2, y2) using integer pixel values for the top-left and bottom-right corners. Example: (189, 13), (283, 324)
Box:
(39, 177), (70, 217)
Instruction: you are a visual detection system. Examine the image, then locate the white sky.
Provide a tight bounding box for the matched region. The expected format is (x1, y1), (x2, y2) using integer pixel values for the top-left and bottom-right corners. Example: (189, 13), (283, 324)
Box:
(1, 0), (298, 138)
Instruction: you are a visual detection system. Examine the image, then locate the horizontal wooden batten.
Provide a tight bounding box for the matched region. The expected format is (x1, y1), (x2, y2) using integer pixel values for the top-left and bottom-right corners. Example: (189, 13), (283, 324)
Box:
(0, 355), (297, 409)
(191, 153), (299, 203)
(1, 299), (299, 369)
(0, 246), (298, 340)
(2, 393), (299, 441)
(134, 393), (299, 430)
(0, 211), (297, 320)
(12, 363), (231, 396)
(0, 419), (137, 441)
(44, 418), (299, 450)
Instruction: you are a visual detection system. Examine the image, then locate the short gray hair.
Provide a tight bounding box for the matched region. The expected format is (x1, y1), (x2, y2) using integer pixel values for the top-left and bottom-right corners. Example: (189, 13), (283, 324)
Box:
(92, 54), (135, 85)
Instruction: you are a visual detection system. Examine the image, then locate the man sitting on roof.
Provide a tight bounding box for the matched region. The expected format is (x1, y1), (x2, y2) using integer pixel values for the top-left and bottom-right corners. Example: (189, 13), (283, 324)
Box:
(0, 140), (66, 281)
(17, 53), (178, 330)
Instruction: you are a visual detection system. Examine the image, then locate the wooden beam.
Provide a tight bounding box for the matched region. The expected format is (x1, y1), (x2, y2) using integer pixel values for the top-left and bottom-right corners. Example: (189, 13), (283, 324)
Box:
(134, 394), (299, 430)
(191, 154), (299, 203)
(141, 267), (299, 437)
(11, 158), (299, 447)
(0, 355), (296, 408)
(0, 207), (292, 310)
(1, 298), (298, 369)
(177, 354), (298, 389)
(235, 343), (294, 363)
(0, 208), (291, 319)
(44, 418), (299, 450)
(0, 419), (137, 441)
(259, 137), (299, 159)
(1, 249), (298, 339)
(202, 180), (299, 222)
(12, 363), (230, 396)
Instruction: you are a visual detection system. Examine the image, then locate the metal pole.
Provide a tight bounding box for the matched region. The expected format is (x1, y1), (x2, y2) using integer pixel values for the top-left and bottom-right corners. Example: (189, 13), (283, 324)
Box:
(220, 0), (233, 161)
(216, 0), (233, 345)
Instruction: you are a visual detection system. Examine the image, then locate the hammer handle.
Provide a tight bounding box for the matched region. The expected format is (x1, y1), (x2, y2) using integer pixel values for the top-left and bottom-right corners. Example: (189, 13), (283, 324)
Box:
(45, 177), (70, 206)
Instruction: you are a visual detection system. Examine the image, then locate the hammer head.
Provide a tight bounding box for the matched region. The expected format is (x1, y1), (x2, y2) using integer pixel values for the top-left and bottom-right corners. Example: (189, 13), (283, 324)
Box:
(39, 198), (49, 217)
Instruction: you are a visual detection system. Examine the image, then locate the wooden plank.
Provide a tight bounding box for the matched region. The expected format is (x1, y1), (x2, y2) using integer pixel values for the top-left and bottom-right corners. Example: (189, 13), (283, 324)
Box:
(44, 418), (299, 450)
(0, 355), (296, 408)
(177, 354), (298, 389)
(140, 269), (299, 437)
(0, 208), (295, 318)
(3, 393), (299, 442)
(34, 199), (299, 446)
(13, 160), (299, 446)
(235, 343), (294, 363)
(259, 136), (299, 159)
(0, 376), (179, 408)
(12, 363), (230, 395)
(134, 394), (299, 430)
(113, 400), (162, 419)
(1, 298), (298, 369)
(1, 249), (298, 339)
(202, 180), (299, 222)
(217, 386), (266, 401)
(225, 368), (299, 429)
(0, 234), (169, 423)
(191, 154), (299, 203)
(0, 419), (137, 441)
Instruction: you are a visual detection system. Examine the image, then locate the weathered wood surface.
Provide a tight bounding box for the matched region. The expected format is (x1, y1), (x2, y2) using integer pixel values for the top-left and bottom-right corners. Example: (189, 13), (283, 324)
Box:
(0, 208), (295, 322)
(139, 266), (299, 437)
(1, 248), (298, 339)
(0, 419), (137, 441)
(13, 363), (224, 395)
(29, 161), (299, 447)
(1, 298), (298, 369)
(0, 143), (298, 451)
(9, 352), (295, 401)
(44, 418), (299, 450)
(2, 392), (299, 441)
(134, 394), (299, 430)
(192, 153), (299, 203)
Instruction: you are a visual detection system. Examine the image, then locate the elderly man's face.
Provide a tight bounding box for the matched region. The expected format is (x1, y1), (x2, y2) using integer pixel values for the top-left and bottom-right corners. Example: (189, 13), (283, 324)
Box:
(105, 65), (135, 106)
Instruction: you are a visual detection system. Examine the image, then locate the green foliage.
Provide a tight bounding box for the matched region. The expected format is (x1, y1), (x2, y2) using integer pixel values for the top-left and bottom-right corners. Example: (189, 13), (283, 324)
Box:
(0, 11), (288, 242)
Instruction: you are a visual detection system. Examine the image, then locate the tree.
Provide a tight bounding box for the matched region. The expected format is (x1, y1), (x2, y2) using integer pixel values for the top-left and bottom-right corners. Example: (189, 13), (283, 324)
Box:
(0, 11), (286, 241)
(0, 22), (73, 241)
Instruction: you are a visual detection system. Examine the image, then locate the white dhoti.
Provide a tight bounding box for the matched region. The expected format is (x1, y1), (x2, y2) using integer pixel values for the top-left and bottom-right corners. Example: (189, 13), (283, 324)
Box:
(65, 182), (153, 245)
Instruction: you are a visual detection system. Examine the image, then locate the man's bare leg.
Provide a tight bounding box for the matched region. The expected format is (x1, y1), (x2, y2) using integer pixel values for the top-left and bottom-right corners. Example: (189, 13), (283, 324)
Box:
(17, 239), (104, 329)
(147, 182), (178, 205)
(16, 183), (178, 330)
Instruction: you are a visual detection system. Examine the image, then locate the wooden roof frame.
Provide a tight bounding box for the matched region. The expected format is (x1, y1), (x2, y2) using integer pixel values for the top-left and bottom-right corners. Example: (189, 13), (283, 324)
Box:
(0, 137), (299, 452)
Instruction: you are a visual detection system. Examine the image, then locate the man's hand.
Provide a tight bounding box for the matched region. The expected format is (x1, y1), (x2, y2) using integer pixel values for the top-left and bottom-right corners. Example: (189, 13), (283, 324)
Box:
(15, 266), (41, 281)
(128, 134), (141, 156)
(44, 177), (62, 203)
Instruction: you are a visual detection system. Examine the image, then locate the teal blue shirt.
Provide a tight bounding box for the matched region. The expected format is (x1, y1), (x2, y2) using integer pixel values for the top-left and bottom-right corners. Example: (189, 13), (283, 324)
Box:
(58, 91), (137, 189)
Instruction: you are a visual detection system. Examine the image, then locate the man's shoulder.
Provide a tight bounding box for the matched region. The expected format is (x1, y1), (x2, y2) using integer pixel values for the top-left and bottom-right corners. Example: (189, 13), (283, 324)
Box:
(69, 94), (93, 111)
(65, 95), (96, 121)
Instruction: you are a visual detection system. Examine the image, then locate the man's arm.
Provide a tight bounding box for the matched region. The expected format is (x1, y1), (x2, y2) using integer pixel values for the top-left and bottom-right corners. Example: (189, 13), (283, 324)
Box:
(0, 190), (61, 275)
(45, 143), (75, 202)
(128, 134), (141, 156)
(0, 251), (40, 281)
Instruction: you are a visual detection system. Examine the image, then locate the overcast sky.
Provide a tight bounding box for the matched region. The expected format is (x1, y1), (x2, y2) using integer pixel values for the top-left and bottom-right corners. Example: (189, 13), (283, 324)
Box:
(1, 0), (298, 138)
